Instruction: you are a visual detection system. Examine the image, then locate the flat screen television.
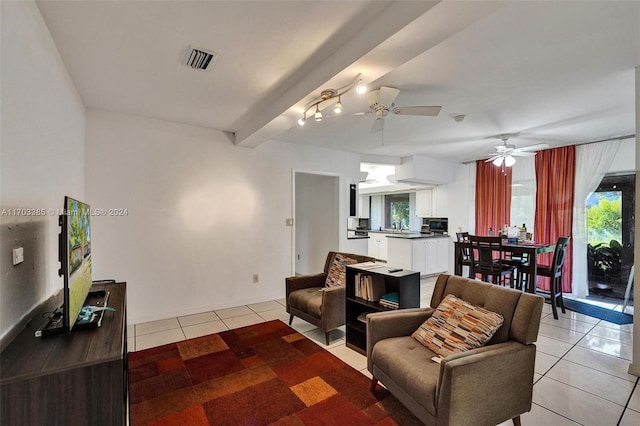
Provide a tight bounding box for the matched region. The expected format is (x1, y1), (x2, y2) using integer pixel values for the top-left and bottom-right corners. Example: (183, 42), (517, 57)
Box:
(35, 196), (93, 336)
(60, 196), (93, 331)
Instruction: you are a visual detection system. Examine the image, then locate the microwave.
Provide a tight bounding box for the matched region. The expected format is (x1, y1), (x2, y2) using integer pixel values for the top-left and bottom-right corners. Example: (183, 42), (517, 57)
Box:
(422, 217), (448, 234)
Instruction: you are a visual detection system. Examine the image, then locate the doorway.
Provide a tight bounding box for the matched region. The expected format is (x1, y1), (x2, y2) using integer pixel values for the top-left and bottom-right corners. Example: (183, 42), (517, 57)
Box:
(294, 172), (339, 275)
(586, 174), (635, 302)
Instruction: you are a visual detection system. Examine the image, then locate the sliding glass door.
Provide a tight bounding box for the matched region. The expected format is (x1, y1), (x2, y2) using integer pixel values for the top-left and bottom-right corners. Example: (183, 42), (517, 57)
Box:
(586, 174), (635, 300)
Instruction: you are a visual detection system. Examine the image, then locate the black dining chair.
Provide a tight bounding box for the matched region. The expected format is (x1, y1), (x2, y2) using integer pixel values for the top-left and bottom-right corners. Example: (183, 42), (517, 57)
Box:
(502, 249), (531, 291)
(468, 235), (515, 286)
(456, 232), (475, 278)
(536, 237), (570, 319)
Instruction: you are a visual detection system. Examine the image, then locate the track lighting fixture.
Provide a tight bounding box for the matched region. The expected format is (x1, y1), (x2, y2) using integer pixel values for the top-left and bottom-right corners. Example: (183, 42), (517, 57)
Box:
(334, 97), (342, 114)
(298, 74), (364, 126)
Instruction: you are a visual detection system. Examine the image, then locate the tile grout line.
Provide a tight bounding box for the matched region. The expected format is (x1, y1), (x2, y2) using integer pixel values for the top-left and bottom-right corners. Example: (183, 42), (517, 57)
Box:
(617, 376), (640, 425)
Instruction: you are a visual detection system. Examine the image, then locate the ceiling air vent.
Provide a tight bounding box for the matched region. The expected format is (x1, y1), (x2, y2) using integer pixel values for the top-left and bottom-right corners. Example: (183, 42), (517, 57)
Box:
(186, 47), (216, 71)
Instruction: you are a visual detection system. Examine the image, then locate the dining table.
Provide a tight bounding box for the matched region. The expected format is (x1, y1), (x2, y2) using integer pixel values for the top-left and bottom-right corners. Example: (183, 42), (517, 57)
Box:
(453, 240), (556, 293)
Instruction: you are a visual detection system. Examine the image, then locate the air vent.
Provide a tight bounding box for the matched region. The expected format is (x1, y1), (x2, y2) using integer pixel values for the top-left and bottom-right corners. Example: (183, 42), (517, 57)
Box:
(186, 47), (216, 71)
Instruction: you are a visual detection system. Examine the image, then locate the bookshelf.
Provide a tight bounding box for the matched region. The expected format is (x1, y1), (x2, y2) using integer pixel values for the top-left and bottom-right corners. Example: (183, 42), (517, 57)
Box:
(345, 264), (420, 355)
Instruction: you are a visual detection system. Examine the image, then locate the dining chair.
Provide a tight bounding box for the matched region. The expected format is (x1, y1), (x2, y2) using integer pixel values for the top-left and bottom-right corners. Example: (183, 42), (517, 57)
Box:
(502, 249), (531, 291)
(536, 237), (570, 319)
(468, 235), (515, 286)
(456, 232), (475, 278)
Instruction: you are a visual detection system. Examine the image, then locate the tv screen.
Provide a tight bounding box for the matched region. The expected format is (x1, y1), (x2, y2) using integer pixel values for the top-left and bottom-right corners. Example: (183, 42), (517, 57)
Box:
(63, 196), (92, 330)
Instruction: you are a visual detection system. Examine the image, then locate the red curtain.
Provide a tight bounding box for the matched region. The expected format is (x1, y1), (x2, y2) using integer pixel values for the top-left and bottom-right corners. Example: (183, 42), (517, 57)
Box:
(475, 160), (512, 236)
(534, 146), (575, 292)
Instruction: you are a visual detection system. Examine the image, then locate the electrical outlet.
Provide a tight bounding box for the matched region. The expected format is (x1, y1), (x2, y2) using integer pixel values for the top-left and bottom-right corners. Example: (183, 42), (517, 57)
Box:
(12, 247), (24, 266)
(285, 218), (294, 226)
(252, 274), (259, 284)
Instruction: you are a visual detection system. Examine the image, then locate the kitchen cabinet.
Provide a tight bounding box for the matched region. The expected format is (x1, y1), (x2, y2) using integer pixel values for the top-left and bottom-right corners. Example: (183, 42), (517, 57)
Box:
(415, 189), (433, 217)
(368, 233), (390, 261)
(416, 187), (448, 218)
(387, 236), (450, 276)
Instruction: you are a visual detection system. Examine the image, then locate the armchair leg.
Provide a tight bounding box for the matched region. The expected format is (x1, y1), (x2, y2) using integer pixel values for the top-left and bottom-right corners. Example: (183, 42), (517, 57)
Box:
(370, 376), (378, 391)
(288, 314), (294, 325)
(512, 415), (521, 426)
(325, 331), (330, 346)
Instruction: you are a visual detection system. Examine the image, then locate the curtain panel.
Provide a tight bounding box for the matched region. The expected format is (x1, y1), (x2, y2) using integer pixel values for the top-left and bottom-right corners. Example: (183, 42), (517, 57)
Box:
(475, 160), (512, 236)
(572, 140), (622, 298)
(534, 146), (576, 292)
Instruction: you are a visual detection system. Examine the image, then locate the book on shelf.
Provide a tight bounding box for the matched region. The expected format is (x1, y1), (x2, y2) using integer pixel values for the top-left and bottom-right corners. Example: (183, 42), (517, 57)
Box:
(354, 273), (386, 302)
(379, 292), (399, 309)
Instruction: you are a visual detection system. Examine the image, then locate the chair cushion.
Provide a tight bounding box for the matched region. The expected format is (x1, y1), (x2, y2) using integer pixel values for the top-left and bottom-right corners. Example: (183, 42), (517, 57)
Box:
(371, 336), (440, 416)
(288, 287), (323, 318)
(325, 253), (359, 287)
(412, 294), (504, 358)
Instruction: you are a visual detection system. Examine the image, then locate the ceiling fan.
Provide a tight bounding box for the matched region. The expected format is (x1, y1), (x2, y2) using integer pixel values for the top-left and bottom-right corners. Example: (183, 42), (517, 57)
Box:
(485, 134), (548, 167)
(366, 86), (442, 133)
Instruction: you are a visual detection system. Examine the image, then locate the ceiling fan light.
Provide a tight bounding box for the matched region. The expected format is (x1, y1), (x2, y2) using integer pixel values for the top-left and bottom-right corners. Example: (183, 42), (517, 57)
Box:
(356, 82), (366, 94)
(297, 116), (306, 127)
(493, 156), (504, 167)
(314, 105), (322, 122)
(505, 155), (516, 167)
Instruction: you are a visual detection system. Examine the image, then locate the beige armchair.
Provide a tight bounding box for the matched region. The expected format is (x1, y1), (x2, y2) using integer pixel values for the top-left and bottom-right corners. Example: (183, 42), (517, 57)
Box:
(367, 274), (544, 426)
(286, 251), (374, 345)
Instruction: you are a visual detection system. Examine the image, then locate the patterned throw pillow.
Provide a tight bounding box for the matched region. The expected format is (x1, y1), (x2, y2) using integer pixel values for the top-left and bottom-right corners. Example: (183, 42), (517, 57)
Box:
(325, 253), (359, 288)
(412, 294), (504, 358)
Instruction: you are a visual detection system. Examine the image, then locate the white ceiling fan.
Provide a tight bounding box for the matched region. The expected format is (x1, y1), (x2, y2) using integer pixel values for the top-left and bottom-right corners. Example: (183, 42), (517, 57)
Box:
(485, 134), (548, 167)
(366, 86), (442, 133)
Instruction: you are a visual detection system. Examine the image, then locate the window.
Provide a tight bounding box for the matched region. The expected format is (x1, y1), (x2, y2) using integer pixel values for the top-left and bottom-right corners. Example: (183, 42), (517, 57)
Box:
(385, 194), (410, 229)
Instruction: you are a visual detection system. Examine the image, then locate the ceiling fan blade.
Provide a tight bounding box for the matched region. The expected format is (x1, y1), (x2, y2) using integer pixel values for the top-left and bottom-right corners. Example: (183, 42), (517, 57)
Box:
(379, 86), (400, 106)
(494, 145), (508, 152)
(485, 155), (501, 162)
(512, 151), (536, 157)
(516, 143), (549, 152)
(370, 118), (384, 134)
(393, 106), (442, 117)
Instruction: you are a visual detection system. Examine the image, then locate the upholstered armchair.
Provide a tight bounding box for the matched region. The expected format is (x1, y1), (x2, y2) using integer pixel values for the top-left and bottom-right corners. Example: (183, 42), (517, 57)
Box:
(286, 251), (374, 345)
(367, 274), (544, 426)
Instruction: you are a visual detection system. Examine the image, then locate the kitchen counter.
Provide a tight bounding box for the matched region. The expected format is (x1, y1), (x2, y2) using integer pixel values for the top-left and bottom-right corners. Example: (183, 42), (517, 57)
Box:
(386, 233), (450, 239)
(347, 235), (370, 240)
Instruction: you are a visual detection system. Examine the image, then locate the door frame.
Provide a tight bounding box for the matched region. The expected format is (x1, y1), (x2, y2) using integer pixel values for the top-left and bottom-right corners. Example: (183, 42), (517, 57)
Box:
(291, 169), (342, 275)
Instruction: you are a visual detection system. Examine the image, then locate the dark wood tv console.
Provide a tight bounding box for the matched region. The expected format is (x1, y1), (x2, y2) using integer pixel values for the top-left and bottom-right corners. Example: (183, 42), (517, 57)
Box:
(0, 282), (128, 426)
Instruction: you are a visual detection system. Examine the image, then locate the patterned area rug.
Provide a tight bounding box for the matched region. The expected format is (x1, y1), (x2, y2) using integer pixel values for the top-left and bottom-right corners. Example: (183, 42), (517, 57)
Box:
(129, 320), (421, 425)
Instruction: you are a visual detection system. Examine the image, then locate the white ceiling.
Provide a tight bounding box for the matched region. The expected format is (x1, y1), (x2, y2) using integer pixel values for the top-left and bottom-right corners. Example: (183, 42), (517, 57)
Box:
(36, 1), (639, 164)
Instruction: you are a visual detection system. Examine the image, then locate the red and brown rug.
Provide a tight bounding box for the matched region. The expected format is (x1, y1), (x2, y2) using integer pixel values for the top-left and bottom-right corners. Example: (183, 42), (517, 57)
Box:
(129, 320), (420, 425)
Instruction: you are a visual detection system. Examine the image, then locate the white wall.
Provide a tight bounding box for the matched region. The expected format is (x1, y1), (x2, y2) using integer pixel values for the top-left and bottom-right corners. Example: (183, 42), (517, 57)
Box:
(609, 137), (636, 173)
(0, 1), (85, 340)
(85, 109), (361, 324)
(295, 173), (338, 274)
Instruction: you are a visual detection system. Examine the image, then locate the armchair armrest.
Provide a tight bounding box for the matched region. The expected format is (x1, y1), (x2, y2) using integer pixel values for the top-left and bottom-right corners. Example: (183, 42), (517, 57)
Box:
(285, 273), (327, 299)
(320, 285), (346, 331)
(366, 308), (434, 372)
(437, 341), (536, 426)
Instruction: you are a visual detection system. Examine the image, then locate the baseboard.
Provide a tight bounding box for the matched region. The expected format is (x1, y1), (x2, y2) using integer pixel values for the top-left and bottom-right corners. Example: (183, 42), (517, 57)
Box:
(628, 362), (640, 378)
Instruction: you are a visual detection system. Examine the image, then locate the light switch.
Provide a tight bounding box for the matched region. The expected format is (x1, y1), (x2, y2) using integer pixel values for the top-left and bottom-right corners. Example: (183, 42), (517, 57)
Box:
(12, 247), (24, 266)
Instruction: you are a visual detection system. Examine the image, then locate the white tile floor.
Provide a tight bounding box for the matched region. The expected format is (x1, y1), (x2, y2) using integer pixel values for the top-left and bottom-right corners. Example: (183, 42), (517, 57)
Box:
(129, 277), (639, 426)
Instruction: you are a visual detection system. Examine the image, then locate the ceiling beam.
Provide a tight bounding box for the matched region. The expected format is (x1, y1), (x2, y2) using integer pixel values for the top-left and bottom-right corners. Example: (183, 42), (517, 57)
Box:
(233, 0), (506, 149)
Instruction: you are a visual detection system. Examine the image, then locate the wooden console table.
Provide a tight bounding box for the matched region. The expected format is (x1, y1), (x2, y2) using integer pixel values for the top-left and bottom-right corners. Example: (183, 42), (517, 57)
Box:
(0, 282), (128, 426)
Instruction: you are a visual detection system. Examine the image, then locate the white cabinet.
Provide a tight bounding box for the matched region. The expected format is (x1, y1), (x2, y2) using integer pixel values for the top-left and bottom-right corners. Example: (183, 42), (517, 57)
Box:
(411, 239), (427, 275)
(387, 236), (449, 276)
(416, 186), (449, 218)
(368, 233), (390, 261)
(415, 189), (433, 217)
(425, 237), (450, 274)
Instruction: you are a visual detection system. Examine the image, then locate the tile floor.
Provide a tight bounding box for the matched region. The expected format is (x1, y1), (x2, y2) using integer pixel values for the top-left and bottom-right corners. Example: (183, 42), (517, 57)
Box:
(129, 277), (639, 426)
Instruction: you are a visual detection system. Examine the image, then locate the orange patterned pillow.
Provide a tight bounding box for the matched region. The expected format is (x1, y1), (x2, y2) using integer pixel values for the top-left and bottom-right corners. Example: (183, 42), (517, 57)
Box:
(412, 294), (504, 358)
(325, 254), (358, 288)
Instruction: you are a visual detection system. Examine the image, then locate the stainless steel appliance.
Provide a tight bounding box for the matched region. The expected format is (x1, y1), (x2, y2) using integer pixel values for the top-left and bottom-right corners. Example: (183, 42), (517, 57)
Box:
(356, 218), (369, 236)
(421, 217), (448, 235)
